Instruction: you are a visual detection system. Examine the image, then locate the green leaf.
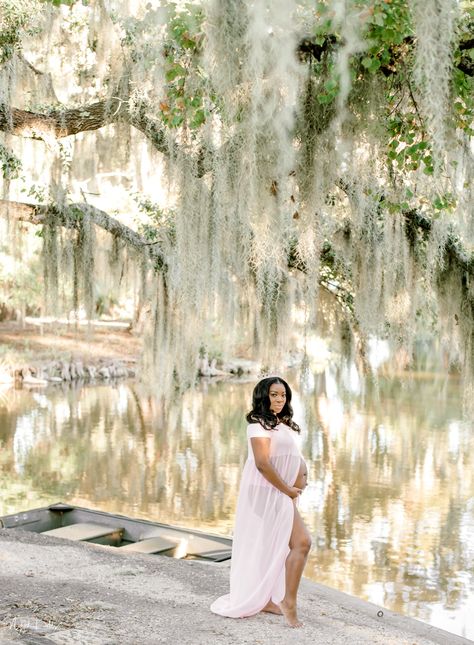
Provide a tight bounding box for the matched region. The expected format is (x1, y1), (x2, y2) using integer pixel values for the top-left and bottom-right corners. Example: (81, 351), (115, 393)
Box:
(381, 28), (396, 43)
(406, 144), (420, 158)
(324, 78), (338, 92)
(369, 58), (381, 72)
(372, 13), (385, 27)
(165, 64), (186, 82)
(171, 114), (184, 127)
(190, 109), (206, 129)
(317, 93), (333, 105)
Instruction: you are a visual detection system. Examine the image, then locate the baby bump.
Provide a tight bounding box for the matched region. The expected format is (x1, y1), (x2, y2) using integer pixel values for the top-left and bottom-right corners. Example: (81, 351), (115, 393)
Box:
(270, 454), (302, 487)
(293, 457), (308, 490)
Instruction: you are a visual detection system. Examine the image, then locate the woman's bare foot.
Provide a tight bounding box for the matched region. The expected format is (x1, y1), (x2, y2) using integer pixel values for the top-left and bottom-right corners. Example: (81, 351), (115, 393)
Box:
(261, 600), (283, 615)
(279, 599), (303, 627)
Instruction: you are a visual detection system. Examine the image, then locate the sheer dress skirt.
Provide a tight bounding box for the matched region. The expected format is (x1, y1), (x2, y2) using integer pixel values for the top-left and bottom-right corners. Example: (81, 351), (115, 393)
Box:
(210, 422), (302, 618)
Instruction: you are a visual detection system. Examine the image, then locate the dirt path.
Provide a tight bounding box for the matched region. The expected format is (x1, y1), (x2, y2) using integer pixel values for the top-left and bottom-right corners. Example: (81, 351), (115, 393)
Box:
(0, 321), (141, 367)
(0, 529), (469, 645)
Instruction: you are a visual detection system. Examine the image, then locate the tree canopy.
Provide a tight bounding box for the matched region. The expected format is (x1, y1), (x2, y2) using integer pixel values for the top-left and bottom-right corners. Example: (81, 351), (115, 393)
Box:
(0, 0), (473, 400)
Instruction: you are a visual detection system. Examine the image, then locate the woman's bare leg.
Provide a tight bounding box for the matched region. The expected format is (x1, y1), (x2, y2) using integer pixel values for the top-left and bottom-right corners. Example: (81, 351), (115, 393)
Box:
(279, 501), (312, 627)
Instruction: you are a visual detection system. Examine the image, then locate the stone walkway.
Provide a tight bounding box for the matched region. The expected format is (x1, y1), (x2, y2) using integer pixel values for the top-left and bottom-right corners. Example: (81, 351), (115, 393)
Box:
(0, 529), (470, 645)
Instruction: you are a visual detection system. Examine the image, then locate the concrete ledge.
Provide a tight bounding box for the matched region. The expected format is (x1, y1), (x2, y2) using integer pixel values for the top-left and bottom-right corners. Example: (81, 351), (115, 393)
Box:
(0, 529), (470, 645)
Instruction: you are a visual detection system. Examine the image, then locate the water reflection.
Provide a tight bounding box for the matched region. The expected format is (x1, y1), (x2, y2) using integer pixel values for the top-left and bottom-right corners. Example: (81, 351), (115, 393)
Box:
(0, 371), (473, 639)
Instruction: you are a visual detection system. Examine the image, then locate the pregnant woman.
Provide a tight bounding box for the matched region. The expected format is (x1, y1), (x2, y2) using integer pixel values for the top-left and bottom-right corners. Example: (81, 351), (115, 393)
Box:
(210, 376), (311, 628)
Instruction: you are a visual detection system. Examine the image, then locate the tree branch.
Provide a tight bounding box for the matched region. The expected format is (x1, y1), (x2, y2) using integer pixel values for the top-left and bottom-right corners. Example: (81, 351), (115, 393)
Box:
(336, 178), (474, 292)
(457, 55), (474, 77)
(459, 38), (474, 51)
(298, 34), (474, 77)
(1, 197), (357, 313)
(2, 28), (471, 150)
(0, 99), (124, 140)
(0, 200), (165, 269)
(0, 95), (172, 156)
(127, 106), (170, 156)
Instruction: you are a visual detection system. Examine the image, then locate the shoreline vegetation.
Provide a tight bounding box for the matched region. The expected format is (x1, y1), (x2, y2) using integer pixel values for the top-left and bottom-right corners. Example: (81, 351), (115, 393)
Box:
(0, 318), (463, 389)
(0, 319), (260, 386)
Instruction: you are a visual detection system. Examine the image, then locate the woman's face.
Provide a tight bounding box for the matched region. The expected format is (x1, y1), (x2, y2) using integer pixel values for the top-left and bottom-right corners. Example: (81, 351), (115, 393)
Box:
(268, 382), (286, 415)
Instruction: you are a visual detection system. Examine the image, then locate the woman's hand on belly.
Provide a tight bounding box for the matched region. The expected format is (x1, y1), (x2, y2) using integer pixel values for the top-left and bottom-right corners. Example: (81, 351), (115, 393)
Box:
(287, 486), (303, 499)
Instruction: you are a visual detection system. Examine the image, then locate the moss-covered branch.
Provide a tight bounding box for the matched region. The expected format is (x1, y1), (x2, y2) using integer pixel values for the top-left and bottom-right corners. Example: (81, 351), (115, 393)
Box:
(0, 97), (169, 156)
(0, 100), (124, 140)
(0, 199), (165, 269)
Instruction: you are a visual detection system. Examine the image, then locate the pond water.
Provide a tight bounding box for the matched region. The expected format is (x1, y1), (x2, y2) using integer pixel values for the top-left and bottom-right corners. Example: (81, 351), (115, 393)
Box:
(1, 367), (473, 640)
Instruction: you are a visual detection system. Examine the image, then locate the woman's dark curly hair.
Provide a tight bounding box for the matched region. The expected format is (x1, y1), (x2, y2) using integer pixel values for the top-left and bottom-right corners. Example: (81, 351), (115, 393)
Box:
(246, 376), (300, 433)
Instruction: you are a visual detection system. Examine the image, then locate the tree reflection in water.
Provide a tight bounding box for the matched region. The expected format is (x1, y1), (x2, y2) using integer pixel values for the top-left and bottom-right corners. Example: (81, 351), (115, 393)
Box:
(0, 370), (473, 639)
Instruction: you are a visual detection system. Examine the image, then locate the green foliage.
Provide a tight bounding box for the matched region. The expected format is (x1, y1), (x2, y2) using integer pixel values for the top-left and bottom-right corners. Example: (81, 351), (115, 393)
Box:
(361, 0), (413, 73)
(451, 68), (474, 137)
(0, 0), (40, 63)
(310, 0), (473, 215)
(387, 116), (433, 174)
(0, 143), (21, 180)
(21, 182), (48, 203)
(312, 0), (425, 186)
(432, 192), (456, 214)
(318, 70), (340, 105)
(314, 0), (413, 78)
(42, 0), (80, 6)
(135, 196), (176, 244)
(159, 3), (208, 130)
(67, 0), (474, 180)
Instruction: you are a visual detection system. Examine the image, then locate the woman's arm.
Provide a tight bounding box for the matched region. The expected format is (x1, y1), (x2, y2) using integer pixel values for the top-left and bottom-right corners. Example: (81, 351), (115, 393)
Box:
(250, 437), (302, 499)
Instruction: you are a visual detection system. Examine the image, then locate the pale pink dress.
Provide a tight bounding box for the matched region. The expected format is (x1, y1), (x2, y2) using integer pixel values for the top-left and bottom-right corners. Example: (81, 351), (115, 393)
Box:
(210, 422), (302, 618)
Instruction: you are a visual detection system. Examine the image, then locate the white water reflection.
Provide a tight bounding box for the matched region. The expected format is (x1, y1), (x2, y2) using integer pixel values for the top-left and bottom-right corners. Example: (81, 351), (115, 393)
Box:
(0, 369), (473, 639)
(13, 413), (38, 474)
